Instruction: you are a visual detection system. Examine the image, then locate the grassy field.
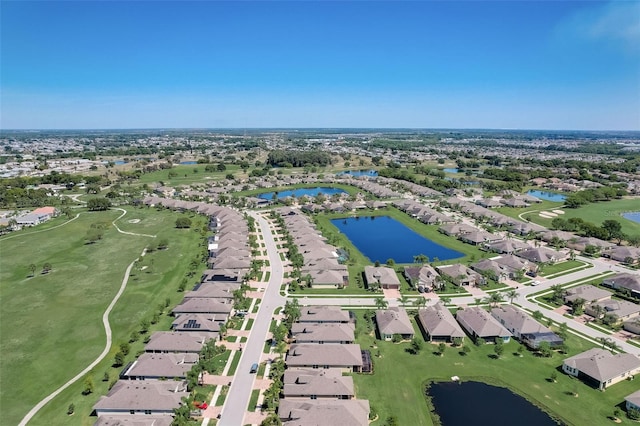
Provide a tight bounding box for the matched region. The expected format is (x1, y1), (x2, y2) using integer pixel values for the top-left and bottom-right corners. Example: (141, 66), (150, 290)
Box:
(0, 206), (205, 425)
(500, 197), (640, 238)
(351, 310), (638, 426)
(135, 163), (241, 186)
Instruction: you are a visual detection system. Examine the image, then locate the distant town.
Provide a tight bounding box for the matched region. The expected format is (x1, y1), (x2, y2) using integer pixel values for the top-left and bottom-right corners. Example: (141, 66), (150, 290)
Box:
(2, 128), (640, 426)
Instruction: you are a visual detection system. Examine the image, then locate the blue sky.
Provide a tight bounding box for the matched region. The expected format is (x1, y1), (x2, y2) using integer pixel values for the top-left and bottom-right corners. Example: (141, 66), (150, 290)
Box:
(2, 1), (639, 130)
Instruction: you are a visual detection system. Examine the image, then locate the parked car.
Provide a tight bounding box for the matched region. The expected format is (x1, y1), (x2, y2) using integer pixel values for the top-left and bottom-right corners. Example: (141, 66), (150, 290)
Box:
(250, 363), (258, 374)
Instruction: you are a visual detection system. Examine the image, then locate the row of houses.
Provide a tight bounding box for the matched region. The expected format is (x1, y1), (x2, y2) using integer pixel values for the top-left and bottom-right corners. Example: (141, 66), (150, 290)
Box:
(280, 306), (370, 426)
(92, 201), (250, 423)
(276, 207), (350, 288)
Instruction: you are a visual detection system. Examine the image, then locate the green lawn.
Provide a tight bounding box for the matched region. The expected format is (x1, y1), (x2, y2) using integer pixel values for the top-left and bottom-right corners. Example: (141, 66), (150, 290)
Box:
(248, 389), (261, 411)
(136, 164), (241, 186)
(352, 310), (638, 426)
(504, 197), (640, 238)
(0, 206), (205, 426)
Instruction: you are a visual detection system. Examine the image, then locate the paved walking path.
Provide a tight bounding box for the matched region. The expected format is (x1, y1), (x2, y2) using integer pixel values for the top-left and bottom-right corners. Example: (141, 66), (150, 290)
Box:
(112, 208), (157, 238)
(18, 248), (147, 426)
(0, 213), (80, 242)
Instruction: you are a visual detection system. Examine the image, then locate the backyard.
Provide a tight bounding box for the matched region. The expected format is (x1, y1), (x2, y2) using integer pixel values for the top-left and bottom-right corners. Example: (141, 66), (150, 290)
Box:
(351, 309), (639, 426)
(0, 206), (205, 425)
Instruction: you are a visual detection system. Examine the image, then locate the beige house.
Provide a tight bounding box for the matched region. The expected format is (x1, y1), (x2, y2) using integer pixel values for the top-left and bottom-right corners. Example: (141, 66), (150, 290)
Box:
(375, 307), (414, 341)
(417, 302), (465, 342)
(283, 368), (354, 399)
(562, 348), (640, 390)
(364, 266), (401, 290)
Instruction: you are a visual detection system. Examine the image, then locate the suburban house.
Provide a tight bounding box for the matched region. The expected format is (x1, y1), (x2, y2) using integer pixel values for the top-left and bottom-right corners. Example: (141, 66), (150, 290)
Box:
(563, 285), (612, 305)
(278, 399), (370, 426)
(171, 298), (233, 316)
(484, 239), (530, 254)
(586, 299), (640, 323)
(122, 353), (199, 380)
(603, 246), (640, 264)
(624, 318), (640, 335)
(145, 332), (213, 353)
(363, 266), (400, 290)
(490, 305), (563, 349)
(416, 302), (465, 342)
(283, 368), (355, 399)
(602, 274), (640, 298)
(455, 307), (511, 343)
(306, 269), (349, 288)
(375, 307), (414, 341)
(184, 282), (240, 300)
(94, 415), (172, 426)
(516, 247), (568, 264)
(403, 265), (441, 292)
(291, 323), (355, 344)
(298, 306), (351, 324)
(470, 259), (510, 282)
(625, 389), (640, 413)
(436, 264), (483, 287)
(171, 313), (226, 334)
(286, 344), (364, 372)
(458, 230), (502, 246)
(562, 348), (640, 390)
(93, 380), (188, 417)
(438, 223), (477, 237)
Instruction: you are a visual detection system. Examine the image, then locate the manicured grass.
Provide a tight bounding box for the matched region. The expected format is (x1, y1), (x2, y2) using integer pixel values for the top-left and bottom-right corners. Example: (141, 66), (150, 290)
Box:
(509, 197), (640, 238)
(539, 260), (588, 277)
(495, 199), (565, 222)
(245, 318), (255, 330)
(257, 362), (267, 378)
(0, 206), (205, 426)
(227, 351), (241, 376)
(248, 389), (261, 411)
(351, 310), (638, 426)
(136, 164), (241, 186)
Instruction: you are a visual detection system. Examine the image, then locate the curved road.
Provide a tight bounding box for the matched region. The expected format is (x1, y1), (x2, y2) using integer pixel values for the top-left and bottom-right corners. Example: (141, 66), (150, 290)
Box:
(18, 248), (146, 426)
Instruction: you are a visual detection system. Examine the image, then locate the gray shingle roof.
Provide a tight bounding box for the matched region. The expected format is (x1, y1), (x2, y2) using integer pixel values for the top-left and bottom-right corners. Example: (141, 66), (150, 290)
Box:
(417, 302), (465, 339)
(93, 380), (188, 412)
(375, 307), (414, 336)
(283, 368), (354, 398)
(563, 348), (640, 383)
(456, 307), (511, 339)
(286, 344), (363, 368)
(279, 399), (370, 426)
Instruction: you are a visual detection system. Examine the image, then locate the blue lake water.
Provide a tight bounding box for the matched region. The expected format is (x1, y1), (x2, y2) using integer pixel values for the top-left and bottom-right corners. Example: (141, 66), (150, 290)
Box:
(180, 161), (198, 165)
(337, 170), (378, 177)
(623, 212), (640, 224)
(526, 190), (566, 202)
(330, 216), (462, 263)
(429, 381), (559, 426)
(258, 187), (347, 200)
(443, 168), (459, 174)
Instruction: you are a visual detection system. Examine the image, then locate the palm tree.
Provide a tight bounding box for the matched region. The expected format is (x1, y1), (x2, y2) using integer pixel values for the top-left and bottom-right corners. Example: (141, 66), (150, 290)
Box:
(374, 297), (388, 310)
(28, 263), (36, 277)
(440, 296), (452, 305)
(504, 289), (519, 305)
(485, 292), (503, 308)
(413, 297), (427, 310)
(397, 295), (410, 307)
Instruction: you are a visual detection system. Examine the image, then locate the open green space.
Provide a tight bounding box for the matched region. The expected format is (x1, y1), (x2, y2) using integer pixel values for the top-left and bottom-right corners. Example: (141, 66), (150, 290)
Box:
(539, 260), (588, 277)
(495, 199), (565, 222)
(352, 310), (637, 426)
(136, 163), (241, 186)
(506, 197), (640, 238)
(0, 206), (205, 426)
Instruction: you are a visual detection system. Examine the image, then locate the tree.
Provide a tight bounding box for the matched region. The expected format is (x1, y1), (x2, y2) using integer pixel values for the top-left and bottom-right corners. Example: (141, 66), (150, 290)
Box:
(557, 322), (569, 340)
(494, 339), (504, 358)
(413, 254), (429, 264)
(386, 258), (395, 267)
(42, 262), (52, 274)
(87, 197), (111, 211)
(28, 263), (36, 277)
(517, 344), (525, 357)
(532, 310), (544, 321)
(613, 408), (622, 421)
(572, 298), (586, 315)
(452, 337), (463, 347)
(157, 238), (169, 250)
(397, 295), (409, 307)
(175, 217), (192, 228)
(410, 337), (423, 354)
(438, 342), (446, 356)
(114, 351), (125, 367)
(375, 297), (388, 310)
(85, 228), (103, 244)
(549, 285), (566, 304)
(82, 376), (94, 395)
(462, 345), (471, 356)
(67, 403), (75, 415)
(538, 341), (552, 357)
(504, 289), (519, 304)
(602, 219), (622, 240)
(485, 292), (503, 308)
(139, 319), (150, 334)
(392, 334), (402, 343)
(283, 299), (301, 328)
(440, 296), (451, 305)
(550, 370), (557, 383)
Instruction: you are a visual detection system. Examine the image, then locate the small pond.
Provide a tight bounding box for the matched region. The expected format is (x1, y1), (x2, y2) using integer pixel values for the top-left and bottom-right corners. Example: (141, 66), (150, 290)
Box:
(180, 161), (198, 165)
(527, 190), (566, 202)
(337, 170), (378, 177)
(443, 168), (459, 174)
(258, 187), (347, 200)
(330, 216), (462, 263)
(429, 381), (560, 425)
(623, 212), (640, 224)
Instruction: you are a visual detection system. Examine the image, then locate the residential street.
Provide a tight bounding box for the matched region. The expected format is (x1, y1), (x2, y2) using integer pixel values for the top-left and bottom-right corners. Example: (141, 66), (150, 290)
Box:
(216, 212), (286, 426)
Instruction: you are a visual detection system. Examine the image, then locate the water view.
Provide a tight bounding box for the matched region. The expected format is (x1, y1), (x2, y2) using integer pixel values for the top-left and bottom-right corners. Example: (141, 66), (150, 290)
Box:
(429, 381), (559, 426)
(180, 161), (198, 165)
(623, 212), (640, 224)
(258, 187), (347, 200)
(443, 168), (459, 174)
(527, 190), (567, 202)
(337, 170), (378, 177)
(331, 216), (462, 263)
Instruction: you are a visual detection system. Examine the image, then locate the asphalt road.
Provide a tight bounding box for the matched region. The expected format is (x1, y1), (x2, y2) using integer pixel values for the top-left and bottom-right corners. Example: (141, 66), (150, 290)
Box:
(217, 212), (286, 426)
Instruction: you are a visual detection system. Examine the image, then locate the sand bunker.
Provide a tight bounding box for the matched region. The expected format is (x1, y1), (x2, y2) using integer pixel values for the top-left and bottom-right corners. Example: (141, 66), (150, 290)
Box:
(128, 219), (141, 223)
(552, 210), (565, 215)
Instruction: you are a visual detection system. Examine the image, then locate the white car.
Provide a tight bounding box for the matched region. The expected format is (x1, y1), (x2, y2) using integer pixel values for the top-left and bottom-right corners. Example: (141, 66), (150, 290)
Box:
(531, 280), (541, 286)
